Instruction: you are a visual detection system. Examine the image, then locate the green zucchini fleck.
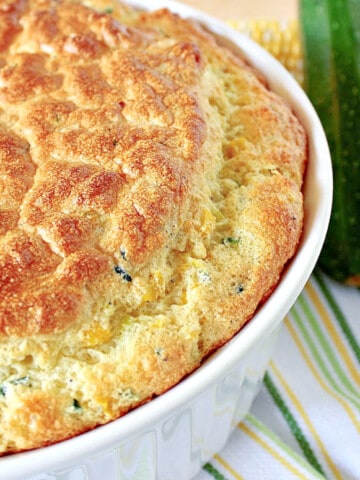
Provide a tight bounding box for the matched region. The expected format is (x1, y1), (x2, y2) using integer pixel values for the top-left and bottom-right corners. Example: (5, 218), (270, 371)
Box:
(222, 237), (239, 246)
(72, 399), (82, 410)
(11, 376), (30, 386)
(114, 265), (132, 282)
(236, 284), (244, 294)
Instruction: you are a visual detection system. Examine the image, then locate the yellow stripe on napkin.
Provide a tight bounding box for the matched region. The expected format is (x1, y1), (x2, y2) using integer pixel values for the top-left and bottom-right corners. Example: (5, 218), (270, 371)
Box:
(304, 282), (360, 384)
(270, 361), (343, 479)
(213, 454), (245, 480)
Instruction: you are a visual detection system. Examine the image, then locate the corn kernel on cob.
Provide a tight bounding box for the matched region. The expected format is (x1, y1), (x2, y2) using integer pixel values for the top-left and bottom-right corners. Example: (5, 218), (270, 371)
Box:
(229, 19), (303, 85)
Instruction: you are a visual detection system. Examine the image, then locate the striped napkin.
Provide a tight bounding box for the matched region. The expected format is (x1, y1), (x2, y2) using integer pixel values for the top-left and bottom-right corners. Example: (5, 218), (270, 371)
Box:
(195, 269), (360, 480)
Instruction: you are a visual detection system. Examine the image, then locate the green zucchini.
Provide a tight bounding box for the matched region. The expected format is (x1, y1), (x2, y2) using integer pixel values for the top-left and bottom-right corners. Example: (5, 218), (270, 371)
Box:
(300, 0), (360, 286)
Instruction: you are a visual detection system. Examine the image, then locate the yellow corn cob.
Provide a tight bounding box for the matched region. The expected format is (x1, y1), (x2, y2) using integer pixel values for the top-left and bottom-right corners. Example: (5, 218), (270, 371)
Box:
(228, 19), (303, 85)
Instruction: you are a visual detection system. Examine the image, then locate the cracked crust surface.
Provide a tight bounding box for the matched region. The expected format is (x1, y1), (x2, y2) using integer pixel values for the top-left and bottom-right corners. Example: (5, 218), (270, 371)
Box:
(0, 0), (307, 454)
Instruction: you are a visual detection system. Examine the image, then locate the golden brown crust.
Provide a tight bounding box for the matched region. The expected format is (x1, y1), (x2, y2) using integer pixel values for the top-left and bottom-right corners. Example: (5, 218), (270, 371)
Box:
(0, 0), (307, 454)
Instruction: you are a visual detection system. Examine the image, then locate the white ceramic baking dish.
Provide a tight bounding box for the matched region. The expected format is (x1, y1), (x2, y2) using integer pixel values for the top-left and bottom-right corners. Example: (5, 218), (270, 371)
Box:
(0, 1), (332, 479)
